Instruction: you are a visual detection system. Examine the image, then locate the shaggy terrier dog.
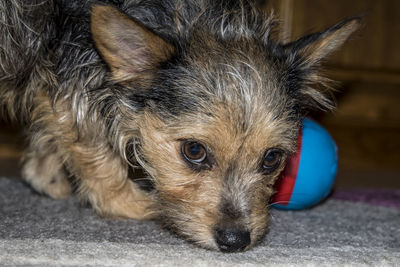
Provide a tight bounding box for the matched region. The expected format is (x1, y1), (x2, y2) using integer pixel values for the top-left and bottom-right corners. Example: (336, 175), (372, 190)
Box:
(0, 0), (359, 252)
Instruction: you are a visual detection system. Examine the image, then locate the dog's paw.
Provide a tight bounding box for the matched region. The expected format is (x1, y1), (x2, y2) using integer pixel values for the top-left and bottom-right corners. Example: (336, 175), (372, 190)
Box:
(43, 172), (72, 199)
(22, 154), (72, 199)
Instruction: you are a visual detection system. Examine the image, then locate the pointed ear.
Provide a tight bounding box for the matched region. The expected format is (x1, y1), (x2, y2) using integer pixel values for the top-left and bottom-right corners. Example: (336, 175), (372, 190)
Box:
(91, 5), (175, 83)
(287, 17), (361, 68)
(282, 17), (361, 111)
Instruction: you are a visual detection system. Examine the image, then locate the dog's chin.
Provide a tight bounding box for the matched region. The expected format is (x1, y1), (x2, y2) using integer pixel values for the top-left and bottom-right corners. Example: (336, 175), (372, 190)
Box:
(161, 212), (269, 253)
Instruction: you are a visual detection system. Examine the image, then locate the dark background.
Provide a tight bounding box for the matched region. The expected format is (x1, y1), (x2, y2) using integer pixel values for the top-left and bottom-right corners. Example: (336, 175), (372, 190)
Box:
(268, 0), (400, 188)
(1, 0), (399, 188)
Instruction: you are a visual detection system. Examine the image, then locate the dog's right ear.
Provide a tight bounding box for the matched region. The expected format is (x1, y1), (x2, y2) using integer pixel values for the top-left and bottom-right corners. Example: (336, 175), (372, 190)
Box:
(91, 5), (175, 84)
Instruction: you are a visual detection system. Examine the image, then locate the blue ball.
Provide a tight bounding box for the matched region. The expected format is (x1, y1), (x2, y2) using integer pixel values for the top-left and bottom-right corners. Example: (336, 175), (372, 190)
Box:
(272, 118), (338, 210)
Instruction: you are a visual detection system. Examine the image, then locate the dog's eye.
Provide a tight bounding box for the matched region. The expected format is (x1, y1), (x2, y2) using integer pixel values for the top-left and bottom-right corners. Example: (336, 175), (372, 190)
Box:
(182, 141), (207, 163)
(262, 149), (283, 174)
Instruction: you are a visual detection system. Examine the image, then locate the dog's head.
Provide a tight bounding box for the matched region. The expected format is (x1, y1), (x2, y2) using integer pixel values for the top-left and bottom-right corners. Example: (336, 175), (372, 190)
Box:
(91, 1), (359, 252)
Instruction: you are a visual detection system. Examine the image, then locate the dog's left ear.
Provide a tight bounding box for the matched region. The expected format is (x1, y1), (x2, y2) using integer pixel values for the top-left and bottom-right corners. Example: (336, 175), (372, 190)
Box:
(91, 5), (175, 84)
(287, 17), (361, 68)
(284, 17), (361, 109)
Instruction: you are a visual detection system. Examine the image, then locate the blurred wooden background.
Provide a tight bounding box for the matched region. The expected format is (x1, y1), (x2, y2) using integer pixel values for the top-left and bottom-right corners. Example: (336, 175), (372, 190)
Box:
(1, 0), (399, 188)
(268, 0), (400, 188)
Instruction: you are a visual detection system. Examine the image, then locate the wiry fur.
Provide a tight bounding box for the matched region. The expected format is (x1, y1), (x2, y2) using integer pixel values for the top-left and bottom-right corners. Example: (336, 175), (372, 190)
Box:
(0, 0), (359, 251)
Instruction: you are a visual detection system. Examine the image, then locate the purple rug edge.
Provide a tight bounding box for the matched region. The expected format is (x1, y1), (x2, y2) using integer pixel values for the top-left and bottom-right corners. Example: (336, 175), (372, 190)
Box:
(332, 188), (400, 209)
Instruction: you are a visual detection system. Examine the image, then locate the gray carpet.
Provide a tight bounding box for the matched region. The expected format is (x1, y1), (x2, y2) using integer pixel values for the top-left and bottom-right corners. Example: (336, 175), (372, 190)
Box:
(1, 177), (399, 266)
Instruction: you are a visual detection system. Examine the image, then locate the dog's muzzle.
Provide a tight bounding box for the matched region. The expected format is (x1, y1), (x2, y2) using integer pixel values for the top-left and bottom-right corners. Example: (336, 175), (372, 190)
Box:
(214, 227), (251, 252)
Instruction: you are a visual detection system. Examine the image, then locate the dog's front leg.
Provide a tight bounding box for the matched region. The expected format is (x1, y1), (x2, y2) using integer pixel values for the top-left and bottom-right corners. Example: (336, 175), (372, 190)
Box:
(24, 93), (156, 220)
(68, 141), (157, 220)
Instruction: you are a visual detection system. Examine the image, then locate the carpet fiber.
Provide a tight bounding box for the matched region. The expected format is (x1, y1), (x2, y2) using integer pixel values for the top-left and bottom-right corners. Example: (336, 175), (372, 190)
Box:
(1, 177), (399, 266)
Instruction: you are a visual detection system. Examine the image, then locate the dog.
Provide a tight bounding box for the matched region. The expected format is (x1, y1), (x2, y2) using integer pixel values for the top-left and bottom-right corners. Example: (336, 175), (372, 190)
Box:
(0, 0), (359, 252)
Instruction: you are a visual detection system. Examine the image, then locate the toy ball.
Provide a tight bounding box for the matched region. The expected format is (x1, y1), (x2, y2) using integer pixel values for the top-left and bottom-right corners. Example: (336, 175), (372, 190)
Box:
(272, 118), (338, 210)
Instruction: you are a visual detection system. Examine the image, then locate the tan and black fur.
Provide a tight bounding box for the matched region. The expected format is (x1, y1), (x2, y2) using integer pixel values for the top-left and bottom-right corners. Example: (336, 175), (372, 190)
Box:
(0, 0), (359, 252)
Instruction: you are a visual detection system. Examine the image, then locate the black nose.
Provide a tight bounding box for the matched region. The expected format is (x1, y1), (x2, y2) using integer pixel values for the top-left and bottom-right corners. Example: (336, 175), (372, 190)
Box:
(214, 228), (251, 252)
